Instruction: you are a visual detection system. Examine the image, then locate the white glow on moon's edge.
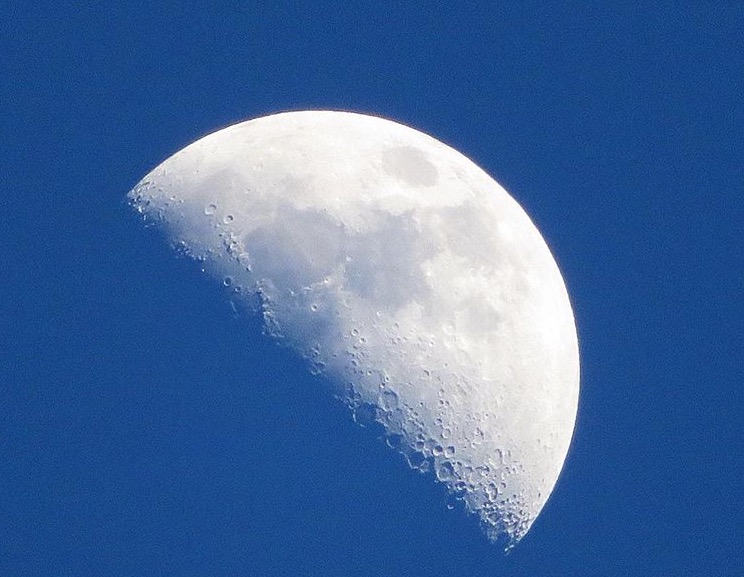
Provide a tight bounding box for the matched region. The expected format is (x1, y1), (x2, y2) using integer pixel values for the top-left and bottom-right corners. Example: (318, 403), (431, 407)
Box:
(129, 111), (580, 546)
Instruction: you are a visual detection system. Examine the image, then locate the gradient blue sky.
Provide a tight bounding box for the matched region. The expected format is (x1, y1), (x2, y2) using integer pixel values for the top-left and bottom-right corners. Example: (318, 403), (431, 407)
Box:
(2, 2), (742, 576)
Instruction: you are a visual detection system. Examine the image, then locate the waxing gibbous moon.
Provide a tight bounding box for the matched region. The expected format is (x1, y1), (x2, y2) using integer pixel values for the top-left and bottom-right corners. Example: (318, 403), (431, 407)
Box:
(129, 110), (580, 545)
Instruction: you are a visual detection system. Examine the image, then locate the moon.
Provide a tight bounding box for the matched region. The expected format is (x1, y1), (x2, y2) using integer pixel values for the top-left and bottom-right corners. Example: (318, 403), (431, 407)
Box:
(129, 111), (580, 545)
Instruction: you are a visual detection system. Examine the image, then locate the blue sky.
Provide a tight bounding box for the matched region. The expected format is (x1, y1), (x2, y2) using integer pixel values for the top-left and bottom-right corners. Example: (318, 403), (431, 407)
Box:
(2, 2), (742, 576)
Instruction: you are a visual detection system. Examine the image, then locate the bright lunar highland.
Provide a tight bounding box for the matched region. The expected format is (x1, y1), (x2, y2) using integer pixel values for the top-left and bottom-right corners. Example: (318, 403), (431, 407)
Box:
(129, 111), (580, 545)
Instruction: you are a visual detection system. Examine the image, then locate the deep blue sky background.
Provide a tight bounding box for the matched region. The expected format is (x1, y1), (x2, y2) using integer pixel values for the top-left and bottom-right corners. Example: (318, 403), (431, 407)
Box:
(2, 2), (742, 576)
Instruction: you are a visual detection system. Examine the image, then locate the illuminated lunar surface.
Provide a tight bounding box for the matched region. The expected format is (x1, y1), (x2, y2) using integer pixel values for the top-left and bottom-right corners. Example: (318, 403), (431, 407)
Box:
(129, 111), (580, 545)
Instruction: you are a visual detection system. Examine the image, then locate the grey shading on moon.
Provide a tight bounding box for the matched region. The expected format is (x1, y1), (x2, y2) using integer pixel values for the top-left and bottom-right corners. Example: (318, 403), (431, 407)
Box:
(129, 111), (580, 546)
